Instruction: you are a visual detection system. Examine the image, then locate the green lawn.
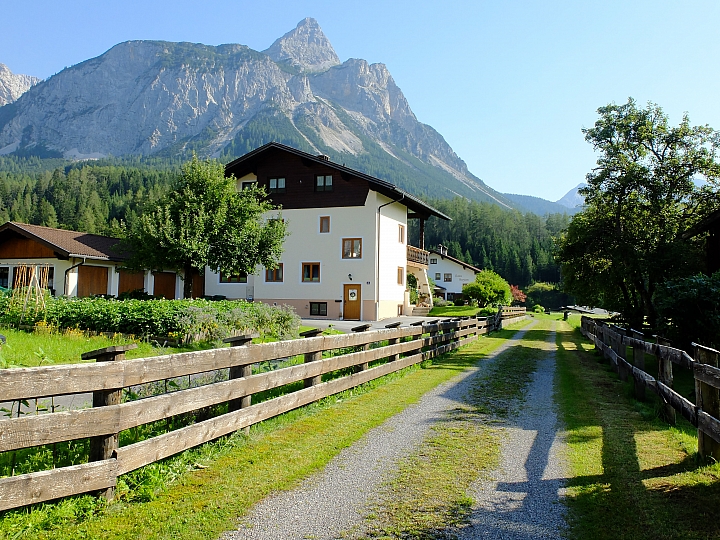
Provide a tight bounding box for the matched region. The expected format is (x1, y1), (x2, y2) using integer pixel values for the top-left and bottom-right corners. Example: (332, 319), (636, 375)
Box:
(427, 305), (496, 318)
(556, 315), (720, 539)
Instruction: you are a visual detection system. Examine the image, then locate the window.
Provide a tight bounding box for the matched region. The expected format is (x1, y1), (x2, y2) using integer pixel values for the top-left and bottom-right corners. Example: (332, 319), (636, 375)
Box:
(398, 224), (405, 243)
(310, 302), (328, 316)
(342, 238), (362, 259)
(429, 258), (437, 264)
(268, 177), (286, 194)
(241, 180), (257, 190)
(435, 272), (441, 280)
(444, 273), (452, 282)
(302, 263), (320, 282)
(315, 175), (333, 192)
(320, 216), (330, 233)
(266, 264), (283, 282)
(397, 267), (404, 285)
(220, 271), (247, 283)
(0, 267), (8, 289)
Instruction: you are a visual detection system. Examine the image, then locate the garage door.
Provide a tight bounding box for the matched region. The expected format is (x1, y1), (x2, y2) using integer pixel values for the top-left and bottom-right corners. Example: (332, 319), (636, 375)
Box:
(77, 266), (108, 297)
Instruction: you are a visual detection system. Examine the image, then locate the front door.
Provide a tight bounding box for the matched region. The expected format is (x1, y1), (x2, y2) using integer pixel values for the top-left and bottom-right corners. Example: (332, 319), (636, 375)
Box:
(343, 284), (361, 320)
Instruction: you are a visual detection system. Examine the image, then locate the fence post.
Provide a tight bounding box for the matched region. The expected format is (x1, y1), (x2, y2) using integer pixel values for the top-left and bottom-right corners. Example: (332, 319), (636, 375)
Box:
(410, 320), (426, 355)
(694, 343), (720, 461)
(81, 343), (138, 500)
(224, 335), (255, 424)
(629, 329), (646, 401)
(300, 328), (324, 387)
(612, 326), (628, 381)
(655, 335), (676, 425)
(384, 322), (402, 362)
(352, 324), (372, 371)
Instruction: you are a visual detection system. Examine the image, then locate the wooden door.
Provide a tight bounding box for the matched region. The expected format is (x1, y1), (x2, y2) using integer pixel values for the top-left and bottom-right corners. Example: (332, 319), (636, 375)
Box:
(118, 270), (144, 295)
(77, 266), (108, 297)
(343, 284), (361, 320)
(153, 272), (176, 299)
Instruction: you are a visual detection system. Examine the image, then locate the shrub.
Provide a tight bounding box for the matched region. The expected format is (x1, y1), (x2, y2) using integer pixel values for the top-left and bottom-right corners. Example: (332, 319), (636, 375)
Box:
(453, 297), (466, 307)
(433, 297), (449, 307)
(533, 304), (545, 313)
(0, 297), (300, 344)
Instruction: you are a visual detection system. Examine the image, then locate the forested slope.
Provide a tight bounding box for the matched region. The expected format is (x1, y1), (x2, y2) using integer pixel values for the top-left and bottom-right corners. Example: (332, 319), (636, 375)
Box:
(413, 198), (569, 287)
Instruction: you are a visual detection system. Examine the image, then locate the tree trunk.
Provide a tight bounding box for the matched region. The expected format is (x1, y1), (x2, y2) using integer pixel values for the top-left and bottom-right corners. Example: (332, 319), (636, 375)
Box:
(183, 261), (194, 300)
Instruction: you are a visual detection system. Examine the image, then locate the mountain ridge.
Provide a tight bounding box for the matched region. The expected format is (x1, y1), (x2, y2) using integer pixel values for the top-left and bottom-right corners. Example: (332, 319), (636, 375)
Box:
(0, 18), (575, 215)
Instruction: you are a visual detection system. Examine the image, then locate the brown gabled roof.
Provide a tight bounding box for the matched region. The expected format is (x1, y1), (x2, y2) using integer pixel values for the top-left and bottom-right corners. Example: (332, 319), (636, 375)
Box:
(225, 142), (451, 221)
(0, 222), (126, 261)
(429, 249), (482, 274)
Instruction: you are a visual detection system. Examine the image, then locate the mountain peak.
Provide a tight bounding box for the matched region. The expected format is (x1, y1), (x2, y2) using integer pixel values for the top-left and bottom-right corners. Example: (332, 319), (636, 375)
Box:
(0, 63), (41, 106)
(264, 18), (340, 73)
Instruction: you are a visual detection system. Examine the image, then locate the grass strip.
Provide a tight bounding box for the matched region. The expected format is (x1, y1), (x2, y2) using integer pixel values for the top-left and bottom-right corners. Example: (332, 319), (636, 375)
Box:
(555, 316), (720, 540)
(0, 321), (531, 540)
(361, 319), (552, 538)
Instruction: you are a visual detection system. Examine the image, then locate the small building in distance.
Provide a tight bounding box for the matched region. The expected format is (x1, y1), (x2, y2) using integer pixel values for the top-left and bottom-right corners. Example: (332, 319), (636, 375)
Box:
(203, 142), (450, 321)
(0, 222), (188, 298)
(428, 245), (481, 301)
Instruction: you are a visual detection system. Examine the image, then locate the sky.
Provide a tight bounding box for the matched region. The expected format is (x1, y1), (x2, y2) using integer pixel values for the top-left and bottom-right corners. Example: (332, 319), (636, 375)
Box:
(3, 0), (720, 201)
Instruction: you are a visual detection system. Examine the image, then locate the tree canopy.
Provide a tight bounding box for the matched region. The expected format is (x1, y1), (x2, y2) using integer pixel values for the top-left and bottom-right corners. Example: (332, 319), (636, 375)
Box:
(556, 99), (720, 328)
(122, 156), (288, 298)
(462, 270), (512, 307)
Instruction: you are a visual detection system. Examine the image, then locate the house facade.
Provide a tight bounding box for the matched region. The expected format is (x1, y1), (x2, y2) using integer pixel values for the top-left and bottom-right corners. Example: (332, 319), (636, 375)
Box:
(0, 222), (185, 299)
(203, 143), (449, 321)
(428, 245), (481, 300)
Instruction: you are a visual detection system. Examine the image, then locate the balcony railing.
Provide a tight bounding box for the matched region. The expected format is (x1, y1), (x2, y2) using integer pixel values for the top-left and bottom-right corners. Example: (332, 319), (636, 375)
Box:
(407, 245), (429, 266)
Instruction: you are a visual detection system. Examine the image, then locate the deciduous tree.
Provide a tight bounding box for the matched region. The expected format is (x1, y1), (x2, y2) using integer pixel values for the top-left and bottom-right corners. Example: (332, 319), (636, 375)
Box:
(462, 270), (511, 307)
(556, 99), (720, 328)
(122, 156), (288, 299)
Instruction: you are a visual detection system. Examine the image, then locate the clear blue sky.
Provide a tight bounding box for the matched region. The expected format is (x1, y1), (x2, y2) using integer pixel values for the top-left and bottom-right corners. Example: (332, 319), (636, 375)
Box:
(3, 0), (720, 201)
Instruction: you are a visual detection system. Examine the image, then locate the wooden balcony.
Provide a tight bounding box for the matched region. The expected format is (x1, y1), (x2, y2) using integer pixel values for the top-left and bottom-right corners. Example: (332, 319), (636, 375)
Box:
(407, 245), (429, 268)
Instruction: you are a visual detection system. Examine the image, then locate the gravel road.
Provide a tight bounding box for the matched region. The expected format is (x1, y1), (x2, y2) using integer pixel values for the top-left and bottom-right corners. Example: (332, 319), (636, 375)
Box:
(223, 320), (568, 539)
(455, 322), (568, 539)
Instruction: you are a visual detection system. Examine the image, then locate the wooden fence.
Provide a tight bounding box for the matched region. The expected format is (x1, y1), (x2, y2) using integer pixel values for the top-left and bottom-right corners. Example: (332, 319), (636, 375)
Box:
(580, 316), (720, 461)
(0, 311), (524, 512)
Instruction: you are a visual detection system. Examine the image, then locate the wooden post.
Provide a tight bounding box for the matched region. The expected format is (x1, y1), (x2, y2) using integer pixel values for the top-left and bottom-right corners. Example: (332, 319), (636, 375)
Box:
(385, 321), (401, 362)
(629, 329), (646, 401)
(352, 324), (372, 371)
(655, 335), (676, 424)
(410, 320), (426, 354)
(81, 344), (137, 501)
(695, 342), (720, 461)
(613, 326), (628, 381)
(224, 335), (255, 420)
(300, 328), (324, 387)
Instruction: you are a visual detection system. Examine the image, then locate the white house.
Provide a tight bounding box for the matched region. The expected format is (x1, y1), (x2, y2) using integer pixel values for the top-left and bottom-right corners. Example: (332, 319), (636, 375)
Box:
(428, 245), (481, 300)
(203, 143), (450, 321)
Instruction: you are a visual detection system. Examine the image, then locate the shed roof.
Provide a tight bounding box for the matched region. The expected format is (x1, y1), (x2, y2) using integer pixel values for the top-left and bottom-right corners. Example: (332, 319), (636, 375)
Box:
(0, 222), (126, 261)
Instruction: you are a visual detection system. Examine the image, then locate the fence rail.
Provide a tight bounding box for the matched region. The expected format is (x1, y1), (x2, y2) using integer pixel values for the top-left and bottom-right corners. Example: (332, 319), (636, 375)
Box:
(0, 311), (525, 512)
(580, 316), (720, 460)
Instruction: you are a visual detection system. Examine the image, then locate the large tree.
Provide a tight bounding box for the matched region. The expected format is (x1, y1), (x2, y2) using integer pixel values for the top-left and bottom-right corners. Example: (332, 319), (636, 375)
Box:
(556, 99), (720, 328)
(122, 156), (288, 299)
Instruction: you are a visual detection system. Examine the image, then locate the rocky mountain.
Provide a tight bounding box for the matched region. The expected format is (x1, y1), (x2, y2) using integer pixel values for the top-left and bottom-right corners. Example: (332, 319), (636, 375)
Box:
(503, 193), (579, 216)
(0, 64), (40, 106)
(0, 18), (515, 208)
(555, 183), (586, 210)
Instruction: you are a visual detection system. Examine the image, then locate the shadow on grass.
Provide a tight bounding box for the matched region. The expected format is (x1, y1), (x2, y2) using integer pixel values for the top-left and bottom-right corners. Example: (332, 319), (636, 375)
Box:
(555, 324), (720, 540)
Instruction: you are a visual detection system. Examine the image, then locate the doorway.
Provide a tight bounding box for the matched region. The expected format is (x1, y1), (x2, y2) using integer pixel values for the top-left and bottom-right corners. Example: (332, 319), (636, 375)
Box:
(343, 284), (361, 320)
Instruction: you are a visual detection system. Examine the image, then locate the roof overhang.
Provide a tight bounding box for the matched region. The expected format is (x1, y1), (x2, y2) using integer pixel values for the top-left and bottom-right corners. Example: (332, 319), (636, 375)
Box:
(225, 142), (451, 221)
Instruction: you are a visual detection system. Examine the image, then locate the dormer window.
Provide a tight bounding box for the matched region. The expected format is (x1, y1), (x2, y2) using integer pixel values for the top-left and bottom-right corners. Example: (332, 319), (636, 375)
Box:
(269, 177), (286, 194)
(315, 175), (333, 192)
